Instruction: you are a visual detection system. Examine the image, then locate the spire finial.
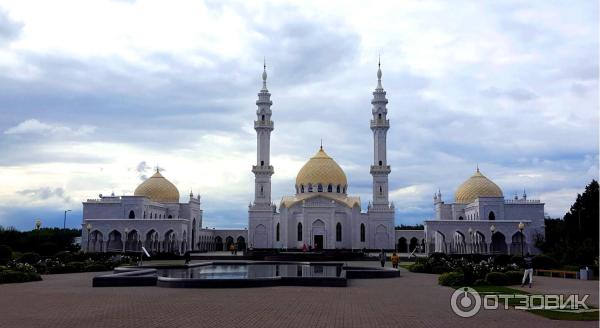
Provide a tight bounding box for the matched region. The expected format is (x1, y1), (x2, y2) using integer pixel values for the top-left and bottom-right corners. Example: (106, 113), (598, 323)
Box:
(261, 57), (268, 90)
(320, 138), (323, 150)
(476, 164), (479, 172)
(376, 56), (383, 89)
(155, 164), (160, 173)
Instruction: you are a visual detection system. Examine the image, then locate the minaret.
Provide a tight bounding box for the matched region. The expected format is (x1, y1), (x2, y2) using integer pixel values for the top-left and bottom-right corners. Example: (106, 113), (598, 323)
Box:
(252, 59), (274, 206)
(248, 60), (275, 249)
(370, 58), (391, 207)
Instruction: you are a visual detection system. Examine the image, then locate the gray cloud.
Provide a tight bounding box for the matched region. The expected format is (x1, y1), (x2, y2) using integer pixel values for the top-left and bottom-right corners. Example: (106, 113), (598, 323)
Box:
(481, 87), (537, 101)
(17, 187), (71, 203)
(0, 8), (22, 44)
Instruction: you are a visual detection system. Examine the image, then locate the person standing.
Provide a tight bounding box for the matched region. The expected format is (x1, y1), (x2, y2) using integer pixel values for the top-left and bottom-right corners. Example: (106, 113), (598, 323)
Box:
(379, 249), (386, 268)
(521, 253), (534, 288)
(391, 252), (399, 269)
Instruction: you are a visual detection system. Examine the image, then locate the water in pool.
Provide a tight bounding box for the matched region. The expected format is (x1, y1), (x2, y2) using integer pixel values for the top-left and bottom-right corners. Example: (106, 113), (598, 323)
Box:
(157, 264), (342, 279)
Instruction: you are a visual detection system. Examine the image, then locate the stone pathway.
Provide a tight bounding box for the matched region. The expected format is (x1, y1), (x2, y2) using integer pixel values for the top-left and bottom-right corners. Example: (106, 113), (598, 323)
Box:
(0, 264), (596, 328)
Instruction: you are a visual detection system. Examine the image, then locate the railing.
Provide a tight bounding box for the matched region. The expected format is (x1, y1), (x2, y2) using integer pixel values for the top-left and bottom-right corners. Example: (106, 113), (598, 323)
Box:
(504, 199), (541, 204)
(254, 120), (274, 129)
(370, 119), (389, 128)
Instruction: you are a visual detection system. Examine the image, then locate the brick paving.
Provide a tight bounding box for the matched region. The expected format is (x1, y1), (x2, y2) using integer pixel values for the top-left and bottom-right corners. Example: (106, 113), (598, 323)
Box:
(0, 264), (597, 328)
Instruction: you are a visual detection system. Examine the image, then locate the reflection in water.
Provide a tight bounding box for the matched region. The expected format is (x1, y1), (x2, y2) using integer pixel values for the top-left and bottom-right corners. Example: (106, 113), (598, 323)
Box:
(157, 264), (342, 279)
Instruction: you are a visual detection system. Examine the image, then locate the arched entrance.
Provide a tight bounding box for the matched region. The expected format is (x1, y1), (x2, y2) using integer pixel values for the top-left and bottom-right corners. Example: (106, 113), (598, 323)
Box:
(397, 237), (407, 253)
(214, 236), (223, 251)
(312, 219), (325, 250)
(253, 224), (267, 248)
(511, 232), (526, 256)
(491, 232), (507, 254)
(225, 236), (234, 251)
(374, 225), (388, 249)
(106, 230), (123, 252)
(409, 237), (419, 252)
(237, 236), (246, 251)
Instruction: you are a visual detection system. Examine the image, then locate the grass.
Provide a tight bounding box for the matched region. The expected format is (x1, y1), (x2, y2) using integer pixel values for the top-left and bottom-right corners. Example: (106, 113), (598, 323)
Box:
(455, 285), (599, 321)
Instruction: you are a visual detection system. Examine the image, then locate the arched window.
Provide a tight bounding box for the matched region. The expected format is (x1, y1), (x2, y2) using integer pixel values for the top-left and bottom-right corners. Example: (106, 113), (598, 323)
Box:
(260, 160), (264, 166)
(458, 216), (464, 221)
(128, 210), (135, 219)
(343, 186), (346, 193)
(168, 215), (172, 219)
(317, 184), (323, 192)
(308, 184), (313, 192)
(297, 222), (303, 241)
(378, 113), (382, 120)
(301, 185), (305, 193)
(379, 160), (382, 166)
(143, 211), (146, 218)
(379, 186), (383, 195)
(360, 223), (366, 242)
(336, 222), (342, 242)
(260, 185), (264, 195)
(276, 223), (280, 242)
(336, 185), (341, 193)
(327, 184), (332, 192)
(261, 114), (265, 121)
(488, 211), (495, 220)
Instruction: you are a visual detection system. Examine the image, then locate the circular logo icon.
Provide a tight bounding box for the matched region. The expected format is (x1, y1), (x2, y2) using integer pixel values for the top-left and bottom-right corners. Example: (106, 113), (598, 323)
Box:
(451, 287), (481, 318)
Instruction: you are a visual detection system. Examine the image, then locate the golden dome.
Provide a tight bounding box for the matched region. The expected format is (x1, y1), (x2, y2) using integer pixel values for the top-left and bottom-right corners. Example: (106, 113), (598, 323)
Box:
(296, 147), (347, 192)
(134, 170), (180, 203)
(454, 168), (503, 204)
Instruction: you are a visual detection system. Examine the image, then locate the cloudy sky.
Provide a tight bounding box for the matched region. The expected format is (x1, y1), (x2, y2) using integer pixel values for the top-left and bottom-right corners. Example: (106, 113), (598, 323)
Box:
(0, 0), (597, 231)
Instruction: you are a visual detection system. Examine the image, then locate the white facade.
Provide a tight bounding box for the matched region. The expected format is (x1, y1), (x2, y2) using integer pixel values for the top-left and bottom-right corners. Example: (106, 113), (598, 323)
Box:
(248, 63), (396, 250)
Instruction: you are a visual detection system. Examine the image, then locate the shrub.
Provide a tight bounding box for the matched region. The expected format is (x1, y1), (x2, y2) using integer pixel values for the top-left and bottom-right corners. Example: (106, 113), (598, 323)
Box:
(510, 256), (523, 267)
(438, 272), (465, 286)
(0, 245), (12, 265)
(562, 265), (580, 272)
(38, 242), (59, 256)
(53, 251), (73, 263)
(485, 272), (509, 285)
(408, 263), (426, 273)
(431, 265), (452, 274)
(19, 252), (41, 265)
(84, 263), (110, 272)
(505, 271), (523, 285)
(532, 255), (558, 269)
(473, 279), (489, 286)
(0, 270), (41, 284)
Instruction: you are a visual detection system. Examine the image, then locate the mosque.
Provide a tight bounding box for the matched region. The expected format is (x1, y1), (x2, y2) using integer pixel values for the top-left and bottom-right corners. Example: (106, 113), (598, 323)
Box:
(80, 62), (545, 256)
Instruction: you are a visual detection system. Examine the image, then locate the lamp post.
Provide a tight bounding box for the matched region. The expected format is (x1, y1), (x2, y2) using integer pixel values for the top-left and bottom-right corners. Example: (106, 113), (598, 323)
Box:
(123, 227), (129, 253)
(518, 222), (525, 256)
(490, 225), (496, 255)
(35, 219), (42, 230)
(86, 223), (92, 252)
(468, 227), (473, 254)
(63, 209), (71, 229)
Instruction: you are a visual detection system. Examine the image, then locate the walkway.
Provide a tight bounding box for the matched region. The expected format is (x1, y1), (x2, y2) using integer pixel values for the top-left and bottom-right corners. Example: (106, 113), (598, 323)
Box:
(0, 263), (596, 328)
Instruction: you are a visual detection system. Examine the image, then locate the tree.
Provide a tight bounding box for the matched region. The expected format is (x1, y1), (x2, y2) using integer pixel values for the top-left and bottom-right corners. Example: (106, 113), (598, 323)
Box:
(538, 180), (599, 266)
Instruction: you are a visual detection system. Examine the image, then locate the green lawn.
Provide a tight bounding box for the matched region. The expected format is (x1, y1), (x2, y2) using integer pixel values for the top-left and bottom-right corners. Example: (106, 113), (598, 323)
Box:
(458, 285), (599, 321)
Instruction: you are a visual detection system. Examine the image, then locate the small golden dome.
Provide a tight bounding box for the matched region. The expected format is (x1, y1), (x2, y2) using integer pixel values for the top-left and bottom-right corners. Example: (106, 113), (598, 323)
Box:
(134, 170), (180, 203)
(454, 168), (503, 204)
(296, 147), (347, 192)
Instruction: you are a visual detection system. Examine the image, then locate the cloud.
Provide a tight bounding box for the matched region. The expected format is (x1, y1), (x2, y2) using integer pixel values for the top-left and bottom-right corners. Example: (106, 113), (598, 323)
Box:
(481, 87), (537, 101)
(0, 8), (22, 43)
(17, 187), (71, 203)
(4, 119), (96, 137)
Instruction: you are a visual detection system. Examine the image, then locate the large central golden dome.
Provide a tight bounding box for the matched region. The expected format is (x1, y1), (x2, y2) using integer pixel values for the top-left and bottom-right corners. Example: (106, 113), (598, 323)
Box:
(134, 170), (180, 203)
(296, 147), (347, 192)
(455, 168), (503, 204)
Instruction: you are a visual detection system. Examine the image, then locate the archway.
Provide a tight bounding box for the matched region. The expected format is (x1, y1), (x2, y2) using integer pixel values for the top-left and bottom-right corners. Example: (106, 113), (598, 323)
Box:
(433, 231), (446, 253)
(237, 236), (246, 251)
(125, 230), (141, 252)
(312, 220), (325, 250)
(191, 219), (196, 251)
(90, 230), (104, 252)
(488, 211), (495, 220)
(164, 230), (177, 253)
(225, 236), (234, 251)
(397, 237), (407, 253)
(511, 232), (526, 256)
(474, 231), (486, 254)
(106, 230), (123, 252)
(453, 231), (466, 254)
(491, 232), (507, 254)
(214, 236), (224, 251)
(409, 237), (419, 252)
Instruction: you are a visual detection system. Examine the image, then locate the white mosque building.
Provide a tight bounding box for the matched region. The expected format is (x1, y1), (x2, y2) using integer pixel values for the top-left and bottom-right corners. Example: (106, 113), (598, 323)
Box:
(81, 62), (545, 256)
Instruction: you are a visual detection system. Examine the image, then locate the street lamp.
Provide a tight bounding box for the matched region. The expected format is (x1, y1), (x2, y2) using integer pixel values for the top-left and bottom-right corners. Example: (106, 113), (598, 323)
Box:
(490, 225), (496, 254)
(86, 223), (92, 252)
(518, 222), (525, 256)
(35, 219), (42, 230)
(468, 227), (473, 254)
(63, 209), (71, 229)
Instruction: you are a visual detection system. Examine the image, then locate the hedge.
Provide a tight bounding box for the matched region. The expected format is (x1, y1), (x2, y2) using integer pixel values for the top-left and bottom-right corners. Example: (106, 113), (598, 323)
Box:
(438, 272), (464, 286)
(485, 272), (509, 285)
(19, 252), (41, 265)
(0, 245), (12, 265)
(0, 270), (42, 284)
(505, 270), (523, 285)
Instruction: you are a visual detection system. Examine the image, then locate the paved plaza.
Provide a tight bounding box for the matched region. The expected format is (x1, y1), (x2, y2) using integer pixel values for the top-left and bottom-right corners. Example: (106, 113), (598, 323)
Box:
(0, 263), (597, 328)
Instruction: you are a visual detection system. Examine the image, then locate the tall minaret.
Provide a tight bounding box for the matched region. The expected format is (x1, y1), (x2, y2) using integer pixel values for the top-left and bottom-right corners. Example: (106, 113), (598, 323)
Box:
(252, 60), (274, 206)
(248, 60), (275, 249)
(370, 59), (391, 207)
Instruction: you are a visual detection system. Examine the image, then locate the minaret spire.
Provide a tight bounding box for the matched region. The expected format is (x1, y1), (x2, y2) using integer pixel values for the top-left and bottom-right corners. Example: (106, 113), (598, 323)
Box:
(261, 57), (268, 91)
(370, 58), (391, 208)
